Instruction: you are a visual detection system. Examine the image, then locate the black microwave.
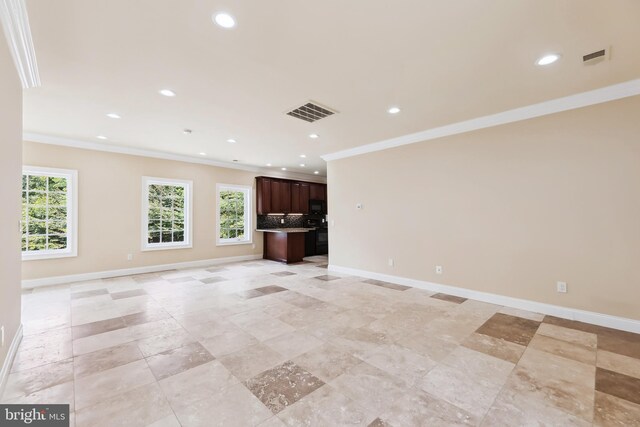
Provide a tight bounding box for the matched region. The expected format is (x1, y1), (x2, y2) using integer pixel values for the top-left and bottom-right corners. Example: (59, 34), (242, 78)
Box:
(309, 199), (326, 214)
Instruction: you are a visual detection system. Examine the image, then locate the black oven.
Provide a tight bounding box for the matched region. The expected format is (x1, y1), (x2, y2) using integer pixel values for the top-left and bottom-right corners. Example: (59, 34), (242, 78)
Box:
(309, 199), (326, 215)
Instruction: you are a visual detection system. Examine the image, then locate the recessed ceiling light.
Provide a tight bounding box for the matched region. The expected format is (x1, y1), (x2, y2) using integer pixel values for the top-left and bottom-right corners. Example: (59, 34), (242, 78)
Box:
(227, 138), (236, 144)
(281, 167), (287, 171)
(106, 113), (121, 119)
(266, 163), (272, 167)
(96, 135), (107, 140)
(183, 129), (192, 135)
(299, 154), (306, 158)
(536, 54), (560, 66)
(309, 134), (319, 139)
(314, 171), (319, 174)
(387, 106), (401, 114)
(159, 89), (176, 97)
(199, 152), (206, 156)
(213, 12), (235, 28)
(300, 164), (306, 167)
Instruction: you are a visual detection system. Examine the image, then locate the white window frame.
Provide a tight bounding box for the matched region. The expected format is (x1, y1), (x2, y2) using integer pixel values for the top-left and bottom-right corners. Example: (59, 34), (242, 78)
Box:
(21, 166), (78, 261)
(141, 176), (193, 251)
(216, 183), (252, 246)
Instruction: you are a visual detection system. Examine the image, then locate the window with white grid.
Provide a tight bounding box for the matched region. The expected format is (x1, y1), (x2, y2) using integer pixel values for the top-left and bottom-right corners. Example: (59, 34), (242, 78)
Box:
(21, 166), (78, 260)
(142, 177), (192, 250)
(216, 184), (252, 245)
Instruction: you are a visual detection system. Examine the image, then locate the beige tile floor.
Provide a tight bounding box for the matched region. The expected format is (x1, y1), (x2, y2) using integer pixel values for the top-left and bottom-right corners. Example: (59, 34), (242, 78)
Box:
(3, 256), (640, 426)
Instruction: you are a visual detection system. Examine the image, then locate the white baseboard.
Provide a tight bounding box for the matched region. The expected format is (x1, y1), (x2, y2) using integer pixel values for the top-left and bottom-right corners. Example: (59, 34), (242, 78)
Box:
(0, 324), (23, 400)
(329, 264), (640, 334)
(22, 254), (263, 289)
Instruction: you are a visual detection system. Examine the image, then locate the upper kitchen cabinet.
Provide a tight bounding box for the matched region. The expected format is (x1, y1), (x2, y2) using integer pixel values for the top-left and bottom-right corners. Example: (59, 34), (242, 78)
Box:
(271, 179), (291, 213)
(310, 183), (326, 201)
(256, 177), (272, 215)
(291, 182), (310, 214)
(256, 177), (325, 215)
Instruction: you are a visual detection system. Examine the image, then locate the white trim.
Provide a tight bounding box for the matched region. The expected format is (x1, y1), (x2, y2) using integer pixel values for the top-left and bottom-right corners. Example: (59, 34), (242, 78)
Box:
(322, 79), (640, 162)
(216, 183), (253, 246)
(0, 323), (23, 399)
(328, 264), (640, 334)
(141, 176), (193, 251)
(23, 133), (327, 183)
(21, 254), (263, 289)
(21, 166), (78, 261)
(0, 0), (40, 88)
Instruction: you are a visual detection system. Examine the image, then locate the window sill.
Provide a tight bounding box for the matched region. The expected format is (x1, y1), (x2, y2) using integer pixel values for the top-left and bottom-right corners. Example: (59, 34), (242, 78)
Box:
(216, 240), (253, 247)
(142, 243), (193, 252)
(22, 251), (77, 261)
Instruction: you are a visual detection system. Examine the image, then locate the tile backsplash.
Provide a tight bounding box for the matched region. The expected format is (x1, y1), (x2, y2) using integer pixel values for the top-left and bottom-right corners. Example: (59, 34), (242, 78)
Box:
(257, 214), (324, 229)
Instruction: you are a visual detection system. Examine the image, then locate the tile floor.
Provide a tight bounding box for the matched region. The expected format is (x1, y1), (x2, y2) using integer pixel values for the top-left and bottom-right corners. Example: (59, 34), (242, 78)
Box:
(2, 256), (640, 426)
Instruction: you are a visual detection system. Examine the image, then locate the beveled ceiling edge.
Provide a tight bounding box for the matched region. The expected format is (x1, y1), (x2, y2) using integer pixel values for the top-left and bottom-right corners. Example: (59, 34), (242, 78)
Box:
(321, 78), (640, 162)
(23, 133), (327, 183)
(0, 0), (40, 88)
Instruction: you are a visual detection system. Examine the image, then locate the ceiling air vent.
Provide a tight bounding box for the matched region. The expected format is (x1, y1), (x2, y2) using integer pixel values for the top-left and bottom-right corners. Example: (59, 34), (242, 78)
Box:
(583, 48), (608, 65)
(286, 101), (337, 123)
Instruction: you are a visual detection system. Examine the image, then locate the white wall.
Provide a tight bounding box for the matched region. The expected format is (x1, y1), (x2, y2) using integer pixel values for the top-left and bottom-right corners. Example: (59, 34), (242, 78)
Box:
(328, 96), (640, 321)
(0, 32), (23, 381)
(22, 141), (265, 281)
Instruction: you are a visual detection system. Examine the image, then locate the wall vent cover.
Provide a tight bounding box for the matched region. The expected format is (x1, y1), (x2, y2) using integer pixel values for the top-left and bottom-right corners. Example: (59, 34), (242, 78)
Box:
(286, 101), (337, 123)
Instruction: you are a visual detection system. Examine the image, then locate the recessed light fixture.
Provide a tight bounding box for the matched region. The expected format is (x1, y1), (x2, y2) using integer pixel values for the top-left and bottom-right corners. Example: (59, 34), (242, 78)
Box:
(300, 164), (306, 167)
(183, 129), (192, 135)
(266, 163), (272, 167)
(309, 134), (319, 139)
(299, 154), (306, 158)
(106, 113), (121, 119)
(387, 106), (401, 114)
(199, 152), (206, 156)
(536, 54), (560, 66)
(227, 138), (236, 144)
(314, 171), (319, 174)
(213, 12), (235, 28)
(96, 135), (108, 140)
(159, 89), (176, 97)
(281, 167), (287, 171)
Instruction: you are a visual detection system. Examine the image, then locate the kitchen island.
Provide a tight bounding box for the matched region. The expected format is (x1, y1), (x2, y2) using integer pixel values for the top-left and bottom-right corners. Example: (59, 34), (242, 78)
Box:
(257, 228), (314, 264)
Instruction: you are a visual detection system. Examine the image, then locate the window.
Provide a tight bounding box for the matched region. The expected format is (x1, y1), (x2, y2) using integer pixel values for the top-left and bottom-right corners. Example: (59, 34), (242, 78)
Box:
(216, 184), (252, 245)
(21, 166), (78, 260)
(142, 177), (192, 251)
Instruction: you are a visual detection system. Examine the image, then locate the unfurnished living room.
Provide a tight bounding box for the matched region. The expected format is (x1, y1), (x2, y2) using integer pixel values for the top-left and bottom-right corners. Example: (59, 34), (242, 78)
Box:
(1, 1), (639, 426)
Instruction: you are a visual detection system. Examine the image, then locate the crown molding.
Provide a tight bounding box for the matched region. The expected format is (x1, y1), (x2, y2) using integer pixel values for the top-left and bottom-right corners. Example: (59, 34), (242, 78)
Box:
(322, 78), (640, 162)
(0, 0), (40, 88)
(23, 133), (327, 183)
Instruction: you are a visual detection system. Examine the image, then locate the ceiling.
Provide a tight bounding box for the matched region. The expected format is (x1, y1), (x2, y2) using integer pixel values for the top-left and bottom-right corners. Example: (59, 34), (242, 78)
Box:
(22, 0), (640, 177)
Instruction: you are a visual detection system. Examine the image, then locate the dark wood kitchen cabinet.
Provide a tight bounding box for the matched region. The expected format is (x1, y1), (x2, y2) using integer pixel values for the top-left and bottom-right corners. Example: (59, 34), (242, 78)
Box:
(256, 177), (325, 215)
(291, 182), (310, 214)
(309, 183), (326, 201)
(270, 179), (291, 213)
(256, 177), (272, 215)
(263, 230), (306, 263)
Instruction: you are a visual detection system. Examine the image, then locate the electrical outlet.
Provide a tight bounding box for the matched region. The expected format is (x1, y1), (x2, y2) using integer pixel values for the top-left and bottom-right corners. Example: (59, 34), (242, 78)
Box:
(127, 253), (133, 261)
(435, 265), (443, 274)
(280, 218), (285, 224)
(252, 244), (256, 249)
(557, 281), (567, 293)
(388, 258), (394, 267)
(356, 203), (363, 210)
(1, 326), (4, 347)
